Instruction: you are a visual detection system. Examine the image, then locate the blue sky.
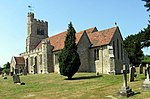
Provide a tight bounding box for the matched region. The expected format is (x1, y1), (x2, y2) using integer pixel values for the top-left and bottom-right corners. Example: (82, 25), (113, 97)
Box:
(0, 0), (149, 66)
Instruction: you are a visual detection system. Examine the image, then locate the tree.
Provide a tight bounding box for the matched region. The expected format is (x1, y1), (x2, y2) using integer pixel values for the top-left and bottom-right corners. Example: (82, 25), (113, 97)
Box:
(143, 0), (150, 11)
(2, 62), (10, 75)
(0, 66), (3, 74)
(58, 22), (81, 79)
(142, 0), (150, 47)
(123, 1), (150, 66)
(123, 34), (144, 66)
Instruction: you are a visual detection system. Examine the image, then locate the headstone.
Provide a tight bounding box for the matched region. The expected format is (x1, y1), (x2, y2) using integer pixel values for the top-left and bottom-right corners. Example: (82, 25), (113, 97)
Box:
(129, 66), (135, 82)
(118, 65), (134, 97)
(139, 64), (143, 74)
(13, 74), (21, 83)
(14, 69), (19, 75)
(143, 64), (150, 91)
(23, 69), (27, 75)
(2, 73), (4, 78)
(10, 72), (13, 76)
(2, 73), (7, 79)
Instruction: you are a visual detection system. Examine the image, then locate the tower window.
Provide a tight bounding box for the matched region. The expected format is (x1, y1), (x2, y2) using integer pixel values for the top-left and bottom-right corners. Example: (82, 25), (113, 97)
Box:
(37, 28), (44, 35)
(94, 49), (99, 61)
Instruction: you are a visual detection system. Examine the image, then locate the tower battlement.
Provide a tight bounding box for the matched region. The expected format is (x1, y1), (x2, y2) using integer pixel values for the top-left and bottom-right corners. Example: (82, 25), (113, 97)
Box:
(26, 12), (48, 52)
(33, 19), (48, 26)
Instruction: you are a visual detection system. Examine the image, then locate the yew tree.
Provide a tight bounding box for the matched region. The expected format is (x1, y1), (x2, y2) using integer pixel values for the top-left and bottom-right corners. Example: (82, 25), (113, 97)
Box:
(58, 22), (81, 79)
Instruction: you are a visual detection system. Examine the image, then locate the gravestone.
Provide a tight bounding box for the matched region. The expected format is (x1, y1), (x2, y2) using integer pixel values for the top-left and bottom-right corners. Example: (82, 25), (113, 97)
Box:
(13, 74), (21, 83)
(118, 65), (134, 97)
(2, 73), (4, 78)
(23, 69), (27, 75)
(139, 64), (143, 74)
(2, 73), (7, 79)
(143, 64), (150, 91)
(10, 72), (13, 76)
(129, 66), (136, 82)
(14, 69), (19, 75)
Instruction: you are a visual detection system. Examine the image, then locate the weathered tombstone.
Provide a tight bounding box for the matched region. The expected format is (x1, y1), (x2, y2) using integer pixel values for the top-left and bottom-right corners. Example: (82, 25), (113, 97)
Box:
(143, 64), (150, 91)
(118, 65), (134, 97)
(10, 72), (13, 76)
(23, 69), (27, 75)
(13, 74), (21, 83)
(1, 73), (4, 78)
(14, 69), (19, 75)
(139, 64), (143, 74)
(129, 66), (135, 82)
(2, 73), (7, 79)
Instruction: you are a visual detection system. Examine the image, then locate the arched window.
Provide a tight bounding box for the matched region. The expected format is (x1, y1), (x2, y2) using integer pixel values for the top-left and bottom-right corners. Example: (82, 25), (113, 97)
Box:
(117, 39), (120, 60)
(94, 49), (99, 61)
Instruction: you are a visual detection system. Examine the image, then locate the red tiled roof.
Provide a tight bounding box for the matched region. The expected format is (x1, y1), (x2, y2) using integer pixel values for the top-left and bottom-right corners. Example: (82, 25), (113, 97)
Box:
(36, 30), (85, 51)
(87, 27), (117, 47)
(36, 27), (117, 51)
(85, 27), (98, 34)
(14, 57), (25, 65)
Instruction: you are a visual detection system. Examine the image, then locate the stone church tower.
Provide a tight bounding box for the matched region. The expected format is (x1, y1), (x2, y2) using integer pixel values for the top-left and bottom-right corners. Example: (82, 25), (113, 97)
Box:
(26, 12), (48, 52)
(12, 12), (129, 75)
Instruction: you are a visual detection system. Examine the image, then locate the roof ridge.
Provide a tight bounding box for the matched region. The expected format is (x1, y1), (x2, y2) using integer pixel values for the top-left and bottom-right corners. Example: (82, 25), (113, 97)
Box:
(97, 26), (117, 33)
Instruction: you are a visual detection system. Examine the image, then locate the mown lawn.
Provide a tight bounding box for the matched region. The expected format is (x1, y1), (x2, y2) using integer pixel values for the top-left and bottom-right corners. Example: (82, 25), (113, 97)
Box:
(0, 67), (149, 99)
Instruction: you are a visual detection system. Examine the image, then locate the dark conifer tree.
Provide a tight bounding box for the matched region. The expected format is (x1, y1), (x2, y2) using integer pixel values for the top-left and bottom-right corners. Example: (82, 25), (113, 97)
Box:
(58, 22), (81, 79)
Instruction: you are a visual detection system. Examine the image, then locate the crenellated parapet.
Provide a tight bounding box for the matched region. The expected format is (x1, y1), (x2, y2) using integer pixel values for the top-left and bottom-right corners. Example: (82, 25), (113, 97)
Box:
(26, 12), (48, 52)
(29, 48), (42, 54)
(20, 48), (42, 56)
(33, 19), (48, 26)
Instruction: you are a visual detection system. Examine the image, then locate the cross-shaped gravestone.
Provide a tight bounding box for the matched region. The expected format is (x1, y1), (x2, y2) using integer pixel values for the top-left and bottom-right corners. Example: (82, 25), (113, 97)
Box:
(142, 64), (150, 91)
(118, 64), (134, 97)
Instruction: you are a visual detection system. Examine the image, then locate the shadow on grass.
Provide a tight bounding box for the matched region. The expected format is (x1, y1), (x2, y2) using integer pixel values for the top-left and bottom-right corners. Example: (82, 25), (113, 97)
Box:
(132, 91), (141, 98)
(140, 77), (146, 80)
(65, 75), (102, 80)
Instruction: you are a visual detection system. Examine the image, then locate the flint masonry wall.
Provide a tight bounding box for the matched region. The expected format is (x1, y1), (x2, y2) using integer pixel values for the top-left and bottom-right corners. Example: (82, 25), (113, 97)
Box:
(110, 28), (126, 74)
(77, 33), (91, 72)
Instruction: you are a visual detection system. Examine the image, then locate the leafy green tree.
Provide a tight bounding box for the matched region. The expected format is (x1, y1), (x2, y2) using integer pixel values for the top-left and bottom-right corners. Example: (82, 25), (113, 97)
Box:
(123, 35), (144, 66)
(124, 0), (150, 65)
(143, 0), (150, 11)
(2, 62), (10, 75)
(142, 0), (150, 47)
(58, 22), (81, 79)
(0, 66), (3, 74)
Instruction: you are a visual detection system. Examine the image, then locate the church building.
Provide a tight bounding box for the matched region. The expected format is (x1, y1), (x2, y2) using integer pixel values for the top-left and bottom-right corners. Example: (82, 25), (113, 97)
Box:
(10, 12), (129, 75)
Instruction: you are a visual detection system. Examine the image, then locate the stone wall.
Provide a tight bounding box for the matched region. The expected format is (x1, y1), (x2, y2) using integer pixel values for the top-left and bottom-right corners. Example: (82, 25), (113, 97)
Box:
(53, 51), (60, 73)
(93, 45), (115, 74)
(10, 57), (16, 73)
(77, 33), (91, 72)
(109, 28), (129, 74)
(26, 12), (48, 52)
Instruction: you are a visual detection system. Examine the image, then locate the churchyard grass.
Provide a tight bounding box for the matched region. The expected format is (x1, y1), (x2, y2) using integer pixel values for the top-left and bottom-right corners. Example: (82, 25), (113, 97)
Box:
(0, 67), (149, 99)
